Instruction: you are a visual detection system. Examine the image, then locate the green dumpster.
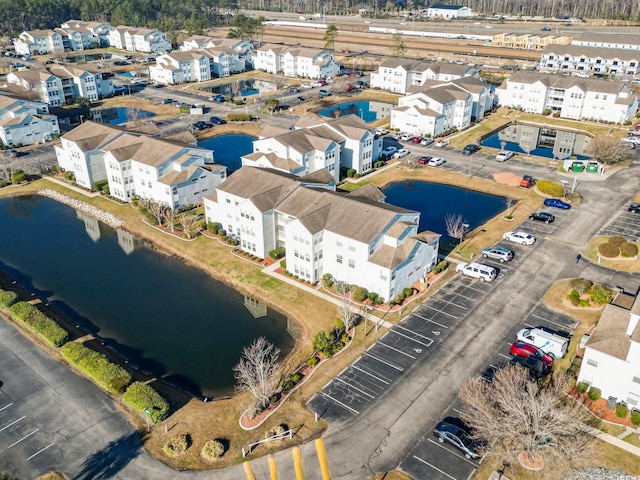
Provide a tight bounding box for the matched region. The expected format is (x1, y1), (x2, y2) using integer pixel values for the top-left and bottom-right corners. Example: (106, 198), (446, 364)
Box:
(571, 162), (585, 172)
(586, 162), (599, 173)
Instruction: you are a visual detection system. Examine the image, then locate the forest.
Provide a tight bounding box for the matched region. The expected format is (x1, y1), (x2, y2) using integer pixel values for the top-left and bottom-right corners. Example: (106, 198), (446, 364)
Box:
(0, 0), (638, 39)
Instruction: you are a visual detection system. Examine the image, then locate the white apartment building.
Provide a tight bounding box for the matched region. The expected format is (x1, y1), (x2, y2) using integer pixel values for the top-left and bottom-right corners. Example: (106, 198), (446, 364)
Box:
(0, 96), (60, 147)
(14, 30), (64, 55)
(7, 66), (114, 106)
(496, 71), (638, 123)
(426, 4), (474, 18)
(203, 167), (440, 301)
(577, 296), (640, 410)
(109, 26), (171, 53)
(61, 20), (114, 47)
(253, 44), (339, 79)
(572, 33), (640, 51)
(180, 36), (254, 74)
(149, 51), (212, 85)
(370, 59), (479, 94)
(540, 45), (640, 77)
(56, 121), (226, 206)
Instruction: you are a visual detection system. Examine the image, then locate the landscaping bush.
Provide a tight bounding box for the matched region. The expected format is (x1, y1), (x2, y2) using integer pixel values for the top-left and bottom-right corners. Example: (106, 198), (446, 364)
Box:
(322, 273), (333, 288)
(536, 179), (564, 197)
(588, 387), (601, 401)
(163, 434), (191, 457)
(576, 382), (589, 395)
(63, 171), (75, 181)
(61, 342), (131, 393)
(9, 301), (68, 347)
(590, 285), (612, 305)
(352, 286), (367, 302)
(621, 242), (639, 257)
(567, 289), (580, 306)
(615, 404), (629, 419)
(201, 439), (226, 462)
(280, 259), (286, 269)
(290, 373), (301, 384)
(569, 279), (592, 295)
(122, 381), (170, 422)
(608, 235), (627, 247)
(11, 170), (26, 184)
(227, 113), (252, 122)
(306, 356), (319, 368)
(93, 179), (109, 192)
(0, 180), (10, 188)
(313, 330), (334, 353)
(402, 287), (413, 298)
(217, 228), (226, 237)
(346, 168), (356, 178)
(269, 247), (286, 259)
(341, 334), (350, 343)
(599, 242), (620, 258)
(335, 317), (345, 331)
(266, 424), (287, 442)
(631, 410), (640, 426)
(207, 222), (221, 233)
(368, 292), (379, 303)
(0, 290), (18, 308)
(432, 261), (449, 274)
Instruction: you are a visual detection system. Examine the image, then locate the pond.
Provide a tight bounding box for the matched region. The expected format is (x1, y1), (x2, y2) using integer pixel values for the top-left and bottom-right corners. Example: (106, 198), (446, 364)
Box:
(202, 79), (279, 97)
(0, 196), (295, 398)
(54, 53), (113, 64)
(317, 100), (394, 123)
(481, 123), (591, 160)
(198, 134), (256, 172)
(91, 107), (155, 125)
(382, 181), (507, 249)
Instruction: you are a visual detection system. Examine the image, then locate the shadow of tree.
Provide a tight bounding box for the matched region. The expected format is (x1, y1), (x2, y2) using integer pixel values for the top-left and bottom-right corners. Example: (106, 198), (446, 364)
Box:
(73, 432), (141, 480)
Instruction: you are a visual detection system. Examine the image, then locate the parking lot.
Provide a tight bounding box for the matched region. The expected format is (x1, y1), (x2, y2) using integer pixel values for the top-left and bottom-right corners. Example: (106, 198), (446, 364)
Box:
(599, 205), (640, 241)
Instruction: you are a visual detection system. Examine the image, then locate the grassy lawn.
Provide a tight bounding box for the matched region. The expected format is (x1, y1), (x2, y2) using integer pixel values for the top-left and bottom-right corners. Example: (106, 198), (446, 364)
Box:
(582, 236), (640, 273)
(624, 433), (640, 448)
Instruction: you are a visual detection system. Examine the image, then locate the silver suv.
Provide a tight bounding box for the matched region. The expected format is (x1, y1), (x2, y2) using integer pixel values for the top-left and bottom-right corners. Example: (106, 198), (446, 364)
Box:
(481, 246), (513, 263)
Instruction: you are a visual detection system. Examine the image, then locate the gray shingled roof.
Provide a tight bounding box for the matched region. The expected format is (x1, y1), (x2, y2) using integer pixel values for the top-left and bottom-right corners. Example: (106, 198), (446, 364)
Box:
(585, 304), (632, 361)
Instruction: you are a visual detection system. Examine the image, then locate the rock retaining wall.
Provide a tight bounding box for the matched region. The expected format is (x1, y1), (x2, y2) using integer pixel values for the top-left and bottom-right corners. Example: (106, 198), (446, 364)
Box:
(38, 189), (124, 229)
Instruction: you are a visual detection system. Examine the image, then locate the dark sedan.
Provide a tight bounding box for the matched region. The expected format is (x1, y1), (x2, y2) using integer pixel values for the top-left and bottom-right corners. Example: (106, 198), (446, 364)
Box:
(462, 144), (481, 155)
(529, 211), (555, 223)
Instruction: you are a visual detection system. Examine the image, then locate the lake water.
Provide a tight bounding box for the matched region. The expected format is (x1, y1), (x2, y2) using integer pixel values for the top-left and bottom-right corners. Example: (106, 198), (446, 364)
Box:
(317, 100), (393, 123)
(54, 53), (113, 63)
(382, 181), (507, 247)
(0, 196), (294, 398)
(202, 79), (279, 97)
(198, 134), (256, 172)
(91, 107), (155, 125)
(481, 123), (591, 160)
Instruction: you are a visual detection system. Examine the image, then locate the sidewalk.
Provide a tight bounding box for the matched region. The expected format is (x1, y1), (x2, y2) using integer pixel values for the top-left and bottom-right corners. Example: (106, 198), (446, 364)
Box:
(43, 175), (100, 198)
(586, 425), (640, 456)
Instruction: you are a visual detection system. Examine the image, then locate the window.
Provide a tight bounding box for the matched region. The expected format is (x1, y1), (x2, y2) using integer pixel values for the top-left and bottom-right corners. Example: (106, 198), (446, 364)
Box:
(586, 359), (598, 367)
(336, 254), (342, 264)
(348, 259), (355, 268)
(633, 376), (640, 385)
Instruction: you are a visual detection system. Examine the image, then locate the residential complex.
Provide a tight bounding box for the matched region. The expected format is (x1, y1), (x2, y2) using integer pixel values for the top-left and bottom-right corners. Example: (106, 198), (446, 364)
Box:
(55, 121), (226, 207)
(572, 33), (640, 50)
(0, 96), (59, 147)
(496, 71), (638, 123)
(253, 44), (339, 79)
(14, 30), (64, 56)
(491, 32), (571, 50)
(108, 26), (171, 54)
(7, 66), (114, 106)
(203, 167), (440, 301)
(577, 295), (640, 410)
(539, 45), (640, 77)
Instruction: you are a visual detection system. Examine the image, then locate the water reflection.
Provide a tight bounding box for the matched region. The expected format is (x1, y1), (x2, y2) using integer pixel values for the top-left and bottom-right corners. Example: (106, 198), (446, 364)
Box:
(317, 100), (393, 123)
(76, 211), (137, 255)
(202, 79), (279, 97)
(244, 296), (267, 318)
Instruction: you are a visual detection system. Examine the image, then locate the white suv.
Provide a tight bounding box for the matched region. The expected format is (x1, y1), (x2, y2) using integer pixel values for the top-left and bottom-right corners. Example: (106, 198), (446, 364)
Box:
(455, 262), (497, 281)
(495, 151), (514, 162)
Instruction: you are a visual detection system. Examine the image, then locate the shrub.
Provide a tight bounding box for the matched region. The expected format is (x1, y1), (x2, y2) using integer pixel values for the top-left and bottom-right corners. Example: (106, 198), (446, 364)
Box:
(93, 179), (109, 191)
(433, 261), (449, 274)
(0, 290), (18, 308)
(163, 434), (190, 457)
(631, 410), (640, 426)
(227, 113), (252, 122)
(280, 259), (286, 269)
(599, 242), (620, 258)
(207, 222), (221, 233)
(393, 293), (405, 305)
(536, 179), (564, 197)
(590, 285), (612, 305)
(266, 424), (287, 442)
(322, 273), (333, 288)
(306, 356), (319, 368)
(368, 292), (379, 302)
(402, 287), (413, 298)
(290, 373), (301, 384)
(281, 379), (295, 391)
(620, 242), (639, 257)
(352, 286), (367, 302)
(201, 439), (226, 462)
(217, 228), (226, 237)
(578, 299), (591, 308)
(569, 279), (592, 295)
(616, 404), (629, 418)
(346, 168), (356, 178)
(567, 289), (580, 306)
(122, 381), (170, 422)
(313, 330), (334, 352)
(11, 170), (26, 184)
(335, 317), (345, 331)
(269, 247), (286, 259)
(608, 235), (627, 247)
(9, 301), (68, 347)
(542, 108), (551, 115)
(61, 342), (131, 393)
(588, 387), (601, 401)
(341, 334), (350, 343)
(269, 393), (280, 404)
(576, 382), (589, 395)
(0, 180), (10, 188)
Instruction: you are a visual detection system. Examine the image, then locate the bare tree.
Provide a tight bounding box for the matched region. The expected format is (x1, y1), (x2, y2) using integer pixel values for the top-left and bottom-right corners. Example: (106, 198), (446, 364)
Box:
(165, 207), (177, 233)
(335, 281), (356, 332)
(459, 366), (595, 476)
(445, 213), (467, 244)
(585, 135), (635, 165)
(147, 201), (166, 227)
(178, 211), (198, 238)
(234, 337), (281, 412)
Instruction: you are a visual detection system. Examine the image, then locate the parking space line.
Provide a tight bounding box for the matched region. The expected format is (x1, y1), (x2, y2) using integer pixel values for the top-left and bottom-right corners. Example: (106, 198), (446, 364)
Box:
(426, 438), (478, 467)
(352, 364), (390, 385)
(410, 313), (450, 329)
(0, 403), (13, 412)
(24, 442), (55, 462)
(453, 408), (464, 416)
(362, 351), (404, 371)
(388, 328), (432, 347)
(3, 429), (39, 452)
(378, 341), (417, 359)
(498, 353), (511, 360)
(334, 378), (375, 399)
(422, 305), (459, 319)
(531, 313), (576, 333)
(412, 455), (458, 480)
(319, 392), (359, 415)
(0, 416), (25, 433)
(395, 323), (440, 340)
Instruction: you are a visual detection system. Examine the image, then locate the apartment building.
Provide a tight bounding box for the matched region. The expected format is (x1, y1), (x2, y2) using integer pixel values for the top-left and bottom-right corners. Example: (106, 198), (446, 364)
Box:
(14, 30), (64, 55)
(108, 26), (171, 53)
(540, 45), (640, 77)
(253, 44), (339, 79)
(572, 33), (640, 51)
(0, 96), (59, 147)
(491, 32), (571, 50)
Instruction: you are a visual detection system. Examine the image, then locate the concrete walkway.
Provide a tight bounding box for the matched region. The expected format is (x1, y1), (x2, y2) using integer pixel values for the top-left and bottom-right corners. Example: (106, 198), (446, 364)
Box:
(586, 425), (640, 456)
(43, 175), (100, 197)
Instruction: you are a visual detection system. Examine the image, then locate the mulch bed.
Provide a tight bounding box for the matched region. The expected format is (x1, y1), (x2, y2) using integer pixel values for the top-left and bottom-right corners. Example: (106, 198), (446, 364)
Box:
(569, 388), (638, 428)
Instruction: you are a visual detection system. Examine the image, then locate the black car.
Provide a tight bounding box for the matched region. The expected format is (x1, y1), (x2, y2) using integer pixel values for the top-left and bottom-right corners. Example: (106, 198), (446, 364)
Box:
(510, 355), (550, 379)
(297, 96), (308, 102)
(209, 116), (226, 125)
(462, 144), (481, 155)
(433, 421), (479, 459)
(629, 202), (640, 213)
(529, 211), (555, 223)
(288, 87), (299, 93)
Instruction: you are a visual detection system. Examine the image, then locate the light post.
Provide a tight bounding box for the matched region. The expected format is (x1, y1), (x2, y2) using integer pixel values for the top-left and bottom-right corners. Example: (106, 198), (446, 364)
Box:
(143, 407), (151, 432)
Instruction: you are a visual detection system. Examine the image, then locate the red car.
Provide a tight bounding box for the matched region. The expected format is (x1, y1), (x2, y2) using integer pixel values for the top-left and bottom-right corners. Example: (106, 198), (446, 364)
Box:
(510, 341), (553, 366)
(418, 156), (432, 165)
(411, 136), (423, 143)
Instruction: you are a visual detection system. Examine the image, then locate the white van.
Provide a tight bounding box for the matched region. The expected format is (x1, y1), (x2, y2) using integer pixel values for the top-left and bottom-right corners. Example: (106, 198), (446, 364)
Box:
(455, 262), (497, 282)
(516, 328), (568, 359)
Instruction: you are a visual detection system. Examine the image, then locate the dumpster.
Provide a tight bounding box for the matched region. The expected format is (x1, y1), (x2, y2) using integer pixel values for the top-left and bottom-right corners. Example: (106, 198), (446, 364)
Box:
(586, 162), (599, 173)
(571, 162), (585, 172)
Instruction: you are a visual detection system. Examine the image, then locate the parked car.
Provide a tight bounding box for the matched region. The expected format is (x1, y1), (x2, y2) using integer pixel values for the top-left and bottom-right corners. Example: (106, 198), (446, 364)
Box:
(433, 421), (479, 459)
(209, 94), (225, 102)
(288, 87), (299, 93)
(411, 136), (423, 143)
(543, 198), (571, 210)
(434, 139), (449, 147)
(541, 26), (552, 31)
(481, 246), (513, 263)
(510, 341), (554, 367)
(621, 136), (640, 146)
(629, 202), (640, 213)
(462, 144), (481, 155)
(516, 327), (568, 358)
(529, 211), (555, 223)
(420, 137), (434, 146)
(520, 175), (534, 188)
(510, 355), (551, 379)
(428, 157), (446, 167)
(495, 151), (514, 162)
(502, 231), (536, 245)
(209, 116), (226, 125)
(418, 156), (432, 165)
(160, 98), (173, 104)
(381, 146), (397, 156)
(318, 89), (331, 97)
(393, 148), (410, 158)
(152, 83), (164, 88)
(300, 83), (313, 89)
(374, 128), (388, 136)
(400, 133), (414, 142)
(455, 262), (497, 282)
(392, 132), (405, 140)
